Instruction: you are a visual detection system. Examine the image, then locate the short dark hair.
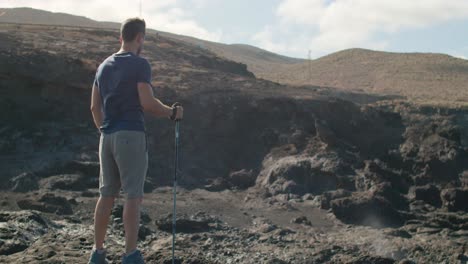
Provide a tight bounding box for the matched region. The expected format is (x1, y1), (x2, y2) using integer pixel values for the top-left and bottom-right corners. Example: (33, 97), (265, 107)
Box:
(121, 18), (146, 42)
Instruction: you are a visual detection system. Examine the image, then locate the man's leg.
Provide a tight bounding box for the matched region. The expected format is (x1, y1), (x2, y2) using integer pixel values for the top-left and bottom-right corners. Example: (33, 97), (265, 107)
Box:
(123, 197), (142, 254)
(95, 133), (121, 250)
(114, 131), (148, 256)
(94, 196), (115, 250)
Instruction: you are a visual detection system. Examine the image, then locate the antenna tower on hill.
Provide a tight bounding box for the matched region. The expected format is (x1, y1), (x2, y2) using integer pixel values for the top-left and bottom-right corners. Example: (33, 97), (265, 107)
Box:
(308, 50), (312, 81)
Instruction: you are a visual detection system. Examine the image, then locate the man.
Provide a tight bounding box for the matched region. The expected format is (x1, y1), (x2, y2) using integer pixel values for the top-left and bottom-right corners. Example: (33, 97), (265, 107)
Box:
(89, 18), (183, 264)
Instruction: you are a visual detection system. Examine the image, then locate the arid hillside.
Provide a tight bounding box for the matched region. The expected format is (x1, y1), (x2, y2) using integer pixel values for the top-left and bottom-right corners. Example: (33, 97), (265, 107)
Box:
(273, 48), (468, 105)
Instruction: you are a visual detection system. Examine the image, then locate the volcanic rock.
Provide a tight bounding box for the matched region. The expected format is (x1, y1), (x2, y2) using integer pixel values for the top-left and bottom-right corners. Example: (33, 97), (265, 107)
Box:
(441, 188), (468, 212)
(290, 216), (312, 226)
(355, 160), (411, 193)
(0, 211), (49, 255)
(256, 156), (338, 196)
(320, 189), (352, 210)
(370, 182), (409, 210)
(228, 169), (256, 189)
(39, 174), (87, 191)
(347, 256), (395, 264)
(156, 212), (218, 233)
(17, 193), (73, 215)
(9, 172), (39, 192)
(408, 184), (441, 207)
(331, 192), (405, 227)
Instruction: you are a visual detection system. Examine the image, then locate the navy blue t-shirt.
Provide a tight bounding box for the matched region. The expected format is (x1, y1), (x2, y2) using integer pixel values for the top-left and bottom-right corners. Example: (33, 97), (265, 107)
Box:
(94, 52), (151, 134)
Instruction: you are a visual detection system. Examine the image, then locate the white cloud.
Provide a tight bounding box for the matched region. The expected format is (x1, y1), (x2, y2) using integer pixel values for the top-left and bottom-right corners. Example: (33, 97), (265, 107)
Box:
(254, 0), (468, 58)
(1, 0), (222, 41)
(277, 0), (324, 25)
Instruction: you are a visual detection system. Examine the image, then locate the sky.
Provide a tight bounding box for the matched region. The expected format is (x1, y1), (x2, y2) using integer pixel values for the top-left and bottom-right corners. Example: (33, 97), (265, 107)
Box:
(2, 0), (468, 59)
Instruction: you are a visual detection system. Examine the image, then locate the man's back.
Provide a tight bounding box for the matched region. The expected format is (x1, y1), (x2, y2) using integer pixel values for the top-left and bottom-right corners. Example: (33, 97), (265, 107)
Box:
(94, 51), (151, 134)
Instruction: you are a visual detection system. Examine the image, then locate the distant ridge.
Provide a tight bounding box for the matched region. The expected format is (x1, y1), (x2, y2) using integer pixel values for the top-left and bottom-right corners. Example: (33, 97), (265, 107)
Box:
(275, 48), (468, 104)
(0, 7), (119, 28)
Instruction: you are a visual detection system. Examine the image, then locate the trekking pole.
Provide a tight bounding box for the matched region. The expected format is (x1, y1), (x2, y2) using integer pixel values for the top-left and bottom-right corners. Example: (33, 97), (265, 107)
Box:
(172, 111), (181, 264)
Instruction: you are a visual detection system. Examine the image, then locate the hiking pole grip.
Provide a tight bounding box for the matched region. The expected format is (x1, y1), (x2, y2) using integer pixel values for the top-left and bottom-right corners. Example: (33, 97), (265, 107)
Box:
(171, 102), (182, 121)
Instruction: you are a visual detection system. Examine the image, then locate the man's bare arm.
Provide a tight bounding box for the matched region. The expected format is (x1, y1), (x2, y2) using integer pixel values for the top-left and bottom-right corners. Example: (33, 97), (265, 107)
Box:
(137, 83), (177, 118)
(90, 84), (103, 129)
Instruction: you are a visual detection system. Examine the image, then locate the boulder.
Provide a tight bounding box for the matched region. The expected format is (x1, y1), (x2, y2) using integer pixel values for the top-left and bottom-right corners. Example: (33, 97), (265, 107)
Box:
(39, 174), (88, 191)
(204, 177), (230, 192)
(0, 211), (49, 255)
(291, 216), (312, 226)
(370, 182), (409, 210)
(331, 192), (405, 227)
(320, 189), (352, 210)
(256, 156), (338, 196)
(408, 184), (441, 207)
(355, 160), (411, 193)
(111, 204), (151, 224)
(17, 193), (73, 215)
(228, 169), (256, 189)
(460, 171), (468, 187)
(347, 256), (395, 264)
(156, 212), (218, 233)
(441, 188), (468, 212)
(9, 172), (39, 192)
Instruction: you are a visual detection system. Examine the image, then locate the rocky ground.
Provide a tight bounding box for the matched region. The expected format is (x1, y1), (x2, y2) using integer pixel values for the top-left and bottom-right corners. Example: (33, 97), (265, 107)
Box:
(0, 24), (467, 263)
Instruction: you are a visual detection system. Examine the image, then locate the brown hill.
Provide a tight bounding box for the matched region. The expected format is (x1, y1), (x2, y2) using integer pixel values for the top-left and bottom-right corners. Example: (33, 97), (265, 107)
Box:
(0, 7), (117, 28)
(273, 48), (468, 105)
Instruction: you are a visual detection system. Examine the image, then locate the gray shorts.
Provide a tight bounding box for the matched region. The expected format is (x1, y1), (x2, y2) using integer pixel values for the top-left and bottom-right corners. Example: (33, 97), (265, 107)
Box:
(99, 130), (148, 199)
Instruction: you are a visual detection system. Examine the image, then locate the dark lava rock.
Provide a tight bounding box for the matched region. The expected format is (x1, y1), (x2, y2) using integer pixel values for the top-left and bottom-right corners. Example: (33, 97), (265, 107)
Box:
(111, 204), (151, 224)
(156, 212), (217, 233)
(256, 156), (338, 196)
(320, 189), (352, 210)
(111, 204), (124, 219)
(347, 255), (395, 264)
(312, 246), (344, 263)
(138, 224), (152, 241)
(408, 184), (441, 207)
(355, 160), (411, 194)
(385, 229), (412, 239)
(39, 174), (88, 191)
(460, 170), (468, 187)
(370, 182), (409, 210)
(399, 116), (466, 184)
(331, 193), (404, 227)
(141, 210), (152, 224)
(81, 190), (99, 197)
(291, 216), (312, 226)
(441, 188), (468, 212)
(144, 177), (157, 193)
(228, 169), (256, 189)
(61, 160), (99, 177)
(204, 177), (230, 192)
(17, 193), (73, 215)
(0, 241), (28, 256)
(0, 211), (49, 255)
(398, 260), (416, 264)
(266, 258), (288, 264)
(9, 172), (39, 192)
